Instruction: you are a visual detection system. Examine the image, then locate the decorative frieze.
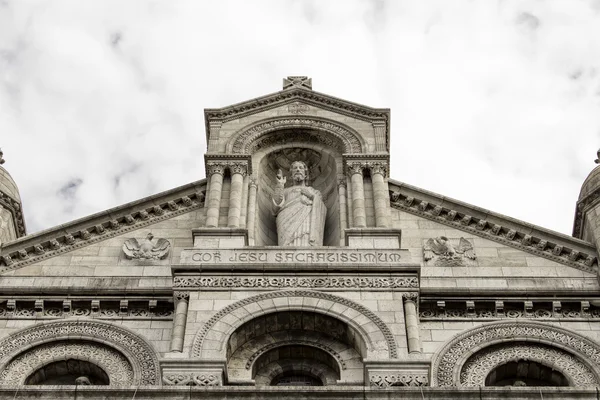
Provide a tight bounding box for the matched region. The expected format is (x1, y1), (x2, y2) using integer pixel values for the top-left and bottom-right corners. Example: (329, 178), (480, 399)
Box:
(390, 189), (598, 273)
(370, 372), (428, 388)
(162, 373), (221, 386)
(173, 276), (418, 289)
(0, 190), (205, 271)
(0, 298), (173, 319)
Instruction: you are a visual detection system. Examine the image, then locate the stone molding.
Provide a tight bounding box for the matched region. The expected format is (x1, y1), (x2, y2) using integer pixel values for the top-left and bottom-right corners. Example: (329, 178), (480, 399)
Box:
(0, 320), (161, 385)
(0, 298), (173, 319)
(191, 290), (398, 359)
(389, 188), (598, 273)
(173, 276), (418, 289)
(204, 88), (389, 134)
(0, 341), (134, 386)
(0, 190), (25, 238)
(228, 117), (365, 154)
(460, 342), (598, 387)
(431, 320), (600, 387)
(0, 189), (205, 271)
(421, 299), (597, 320)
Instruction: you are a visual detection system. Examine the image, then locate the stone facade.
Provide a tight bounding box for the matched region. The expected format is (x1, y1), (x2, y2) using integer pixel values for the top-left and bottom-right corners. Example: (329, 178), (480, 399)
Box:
(0, 77), (600, 398)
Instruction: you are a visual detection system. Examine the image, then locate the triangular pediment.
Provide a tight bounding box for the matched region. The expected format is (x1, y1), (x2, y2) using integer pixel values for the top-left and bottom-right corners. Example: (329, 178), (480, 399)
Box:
(0, 180), (207, 275)
(204, 86), (390, 154)
(389, 179), (598, 276)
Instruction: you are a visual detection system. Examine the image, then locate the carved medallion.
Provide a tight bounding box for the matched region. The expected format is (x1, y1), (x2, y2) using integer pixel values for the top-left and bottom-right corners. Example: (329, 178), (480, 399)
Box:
(122, 233), (170, 260)
(423, 237), (476, 267)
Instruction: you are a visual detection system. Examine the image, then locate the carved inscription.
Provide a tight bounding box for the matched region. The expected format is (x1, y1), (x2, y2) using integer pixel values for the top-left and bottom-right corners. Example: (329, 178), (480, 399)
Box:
(181, 248), (407, 265)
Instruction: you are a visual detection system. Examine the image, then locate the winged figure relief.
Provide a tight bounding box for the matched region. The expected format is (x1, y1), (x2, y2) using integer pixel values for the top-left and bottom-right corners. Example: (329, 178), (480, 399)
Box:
(122, 233), (171, 260)
(423, 236), (476, 261)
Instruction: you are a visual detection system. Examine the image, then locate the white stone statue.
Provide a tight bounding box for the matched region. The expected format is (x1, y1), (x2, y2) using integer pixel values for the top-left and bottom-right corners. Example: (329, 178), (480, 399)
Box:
(272, 161), (326, 246)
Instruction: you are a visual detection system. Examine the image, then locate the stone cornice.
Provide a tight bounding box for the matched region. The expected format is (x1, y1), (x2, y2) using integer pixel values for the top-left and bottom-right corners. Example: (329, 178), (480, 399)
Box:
(389, 180), (598, 273)
(0, 190), (25, 237)
(204, 88), (390, 151)
(0, 180), (207, 271)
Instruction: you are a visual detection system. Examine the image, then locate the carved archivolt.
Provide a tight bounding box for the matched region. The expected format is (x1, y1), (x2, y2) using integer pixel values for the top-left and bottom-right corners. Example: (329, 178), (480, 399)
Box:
(460, 342), (597, 387)
(0, 341), (134, 385)
(0, 320), (160, 385)
(431, 321), (600, 387)
(228, 117), (364, 154)
(191, 290), (397, 359)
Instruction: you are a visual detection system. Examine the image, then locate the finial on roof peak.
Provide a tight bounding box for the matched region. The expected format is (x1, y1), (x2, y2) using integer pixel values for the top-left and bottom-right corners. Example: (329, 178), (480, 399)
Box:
(595, 148), (600, 164)
(283, 76), (312, 90)
(0, 148), (4, 165)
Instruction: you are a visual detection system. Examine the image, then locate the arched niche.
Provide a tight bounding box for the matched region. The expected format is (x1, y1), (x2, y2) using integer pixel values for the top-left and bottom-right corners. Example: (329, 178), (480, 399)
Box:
(225, 310), (364, 384)
(251, 136), (342, 246)
(431, 321), (600, 387)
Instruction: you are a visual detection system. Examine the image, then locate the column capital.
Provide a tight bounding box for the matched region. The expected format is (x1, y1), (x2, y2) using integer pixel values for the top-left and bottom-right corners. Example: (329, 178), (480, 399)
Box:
(229, 162), (248, 177)
(367, 161), (388, 177)
(402, 292), (419, 302)
(346, 161), (365, 176)
(337, 177), (347, 188)
(249, 177), (258, 188)
(206, 162), (226, 177)
(175, 291), (190, 301)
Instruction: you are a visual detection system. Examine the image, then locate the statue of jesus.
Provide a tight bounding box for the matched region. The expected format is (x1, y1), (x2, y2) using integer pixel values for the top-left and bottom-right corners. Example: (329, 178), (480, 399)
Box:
(272, 161), (327, 247)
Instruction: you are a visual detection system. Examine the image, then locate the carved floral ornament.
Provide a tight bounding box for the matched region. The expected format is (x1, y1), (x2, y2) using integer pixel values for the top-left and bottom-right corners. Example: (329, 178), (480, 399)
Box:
(0, 320), (161, 385)
(431, 320), (600, 387)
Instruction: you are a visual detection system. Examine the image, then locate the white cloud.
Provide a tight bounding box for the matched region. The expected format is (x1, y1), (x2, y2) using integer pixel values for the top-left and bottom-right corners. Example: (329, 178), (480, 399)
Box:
(1, 0), (599, 235)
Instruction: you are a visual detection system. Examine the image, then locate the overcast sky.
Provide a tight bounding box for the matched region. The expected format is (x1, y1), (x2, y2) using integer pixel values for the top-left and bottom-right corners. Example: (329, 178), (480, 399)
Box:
(1, 0), (600, 236)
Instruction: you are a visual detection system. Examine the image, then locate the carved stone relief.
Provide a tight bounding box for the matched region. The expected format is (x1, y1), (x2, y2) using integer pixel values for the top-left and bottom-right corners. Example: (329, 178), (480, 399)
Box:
(370, 372), (429, 388)
(423, 237), (476, 267)
(0, 341), (134, 386)
(122, 233), (171, 260)
(162, 373), (222, 386)
(460, 342), (598, 387)
(173, 276), (418, 289)
(0, 320), (160, 385)
(431, 321), (600, 387)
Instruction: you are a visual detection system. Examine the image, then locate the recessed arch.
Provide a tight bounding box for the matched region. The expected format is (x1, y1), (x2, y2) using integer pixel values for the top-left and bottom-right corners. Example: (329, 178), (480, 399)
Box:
(0, 320), (160, 386)
(227, 116), (365, 155)
(191, 290), (397, 360)
(431, 320), (600, 387)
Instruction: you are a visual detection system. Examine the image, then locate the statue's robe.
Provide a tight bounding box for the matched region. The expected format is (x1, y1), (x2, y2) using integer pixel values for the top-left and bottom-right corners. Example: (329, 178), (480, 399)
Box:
(274, 186), (326, 246)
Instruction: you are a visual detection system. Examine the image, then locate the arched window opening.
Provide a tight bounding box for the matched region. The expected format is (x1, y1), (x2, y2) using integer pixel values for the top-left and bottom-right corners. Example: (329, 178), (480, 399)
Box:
(25, 359), (110, 385)
(272, 371), (323, 386)
(485, 360), (568, 387)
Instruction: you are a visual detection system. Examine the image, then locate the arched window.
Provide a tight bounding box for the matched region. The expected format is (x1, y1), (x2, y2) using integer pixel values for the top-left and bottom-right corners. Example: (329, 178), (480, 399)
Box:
(485, 360), (568, 387)
(26, 359), (110, 385)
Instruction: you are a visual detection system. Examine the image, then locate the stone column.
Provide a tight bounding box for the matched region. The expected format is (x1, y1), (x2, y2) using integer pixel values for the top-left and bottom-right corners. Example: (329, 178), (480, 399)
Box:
(205, 163), (225, 228)
(227, 162), (247, 228)
(370, 162), (389, 228)
(240, 175), (249, 229)
(348, 162), (366, 228)
(403, 293), (421, 354)
(247, 178), (258, 245)
(170, 291), (190, 352)
(338, 178), (348, 243)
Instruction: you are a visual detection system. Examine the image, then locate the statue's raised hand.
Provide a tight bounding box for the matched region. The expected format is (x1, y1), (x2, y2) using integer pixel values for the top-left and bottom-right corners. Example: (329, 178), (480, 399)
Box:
(276, 169), (286, 188)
